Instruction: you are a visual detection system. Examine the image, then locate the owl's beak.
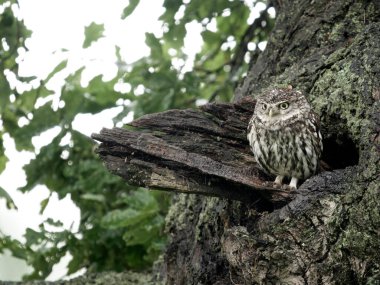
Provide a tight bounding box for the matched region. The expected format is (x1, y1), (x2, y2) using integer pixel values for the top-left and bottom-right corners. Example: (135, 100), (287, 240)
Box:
(268, 108), (278, 118)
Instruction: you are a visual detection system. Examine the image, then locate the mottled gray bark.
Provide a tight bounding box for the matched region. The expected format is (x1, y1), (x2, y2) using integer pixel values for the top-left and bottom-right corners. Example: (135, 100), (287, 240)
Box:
(93, 0), (379, 284)
(159, 0), (380, 284)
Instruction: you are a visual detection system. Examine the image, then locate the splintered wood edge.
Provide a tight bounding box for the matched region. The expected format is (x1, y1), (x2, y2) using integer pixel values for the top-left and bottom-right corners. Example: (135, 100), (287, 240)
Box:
(92, 129), (295, 204)
(91, 101), (295, 204)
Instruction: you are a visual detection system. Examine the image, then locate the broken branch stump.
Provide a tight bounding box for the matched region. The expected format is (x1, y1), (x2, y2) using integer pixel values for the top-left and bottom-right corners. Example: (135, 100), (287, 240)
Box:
(91, 97), (294, 205)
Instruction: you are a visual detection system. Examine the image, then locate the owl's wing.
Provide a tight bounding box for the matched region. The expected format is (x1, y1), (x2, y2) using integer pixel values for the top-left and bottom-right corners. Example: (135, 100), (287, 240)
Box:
(308, 110), (323, 154)
(247, 115), (256, 140)
(309, 110), (320, 127)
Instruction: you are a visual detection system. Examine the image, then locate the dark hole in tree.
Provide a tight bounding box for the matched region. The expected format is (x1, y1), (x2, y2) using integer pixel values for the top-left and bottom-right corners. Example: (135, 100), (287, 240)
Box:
(321, 133), (359, 170)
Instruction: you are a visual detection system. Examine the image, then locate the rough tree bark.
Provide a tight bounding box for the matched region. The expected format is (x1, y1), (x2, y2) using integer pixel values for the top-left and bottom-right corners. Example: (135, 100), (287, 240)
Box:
(93, 0), (380, 284)
(2, 1), (378, 285)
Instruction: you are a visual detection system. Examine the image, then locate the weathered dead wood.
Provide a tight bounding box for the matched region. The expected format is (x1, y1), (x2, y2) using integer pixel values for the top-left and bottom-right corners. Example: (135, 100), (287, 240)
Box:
(92, 97), (294, 205)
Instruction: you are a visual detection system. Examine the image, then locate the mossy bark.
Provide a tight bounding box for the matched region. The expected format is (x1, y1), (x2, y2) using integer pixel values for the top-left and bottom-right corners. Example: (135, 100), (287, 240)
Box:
(22, 0), (379, 284)
(161, 0), (380, 284)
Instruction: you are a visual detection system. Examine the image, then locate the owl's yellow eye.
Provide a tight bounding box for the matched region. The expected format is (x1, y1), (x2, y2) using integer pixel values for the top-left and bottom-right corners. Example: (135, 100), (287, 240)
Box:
(262, 104), (267, 110)
(279, 102), (289, 110)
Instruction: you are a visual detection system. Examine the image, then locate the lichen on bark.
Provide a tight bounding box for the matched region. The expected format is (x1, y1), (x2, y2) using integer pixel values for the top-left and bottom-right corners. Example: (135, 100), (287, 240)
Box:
(160, 0), (380, 284)
(89, 1), (380, 284)
(5, 1), (379, 285)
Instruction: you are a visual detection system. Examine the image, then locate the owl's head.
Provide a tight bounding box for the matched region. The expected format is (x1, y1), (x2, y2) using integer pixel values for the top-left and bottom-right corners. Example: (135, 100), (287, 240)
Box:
(254, 88), (311, 127)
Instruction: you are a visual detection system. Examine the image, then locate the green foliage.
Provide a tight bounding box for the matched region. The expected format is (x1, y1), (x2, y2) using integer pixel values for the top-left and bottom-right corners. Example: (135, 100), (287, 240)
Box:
(0, 0), (274, 280)
(83, 22), (104, 48)
(0, 185), (16, 209)
(0, 135), (7, 173)
(122, 0), (140, 19)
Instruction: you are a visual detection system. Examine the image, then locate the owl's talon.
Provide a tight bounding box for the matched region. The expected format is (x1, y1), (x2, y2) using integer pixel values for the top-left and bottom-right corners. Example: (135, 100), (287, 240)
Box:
(281, 184), (289, 190)
(289, 177), (298, 190)
(273, 175), (284, 188)
(273, 183), (282, 189)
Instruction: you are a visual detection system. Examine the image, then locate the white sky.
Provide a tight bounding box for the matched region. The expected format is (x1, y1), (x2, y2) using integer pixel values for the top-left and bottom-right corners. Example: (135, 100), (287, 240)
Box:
(0, 0), (270, 281)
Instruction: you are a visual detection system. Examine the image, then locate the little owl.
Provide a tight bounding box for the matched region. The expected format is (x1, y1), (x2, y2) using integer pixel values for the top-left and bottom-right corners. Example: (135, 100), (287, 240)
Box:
(247, 88), (323, 189)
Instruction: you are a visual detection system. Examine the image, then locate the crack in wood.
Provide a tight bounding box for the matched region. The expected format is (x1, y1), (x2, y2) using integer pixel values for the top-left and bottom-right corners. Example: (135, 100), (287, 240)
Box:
(92, 97), (294, 205)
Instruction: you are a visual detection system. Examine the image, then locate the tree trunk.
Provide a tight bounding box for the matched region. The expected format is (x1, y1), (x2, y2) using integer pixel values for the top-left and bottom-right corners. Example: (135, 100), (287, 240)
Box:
(93, 0), (380, 284)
